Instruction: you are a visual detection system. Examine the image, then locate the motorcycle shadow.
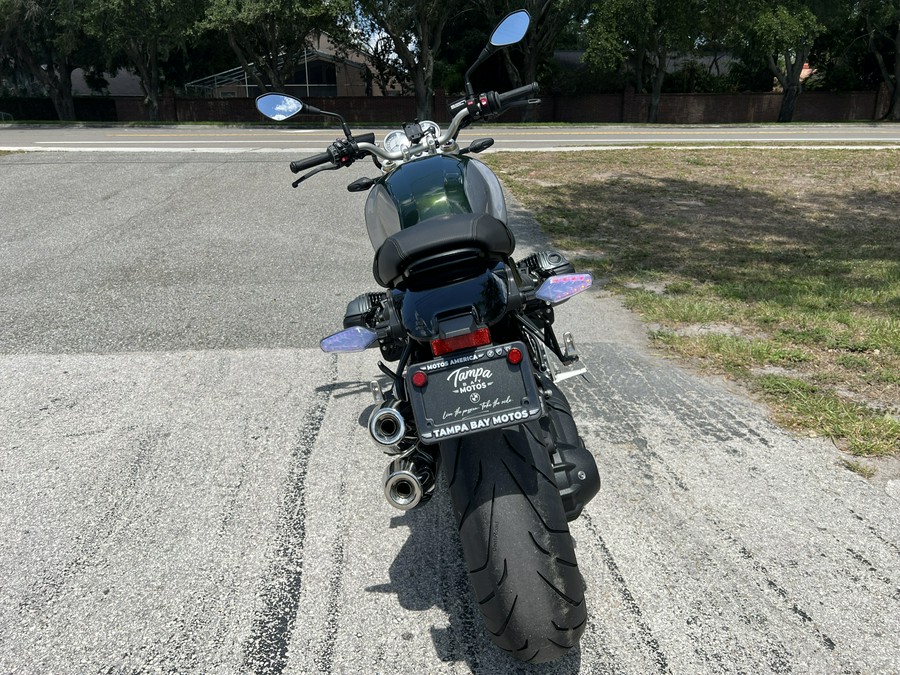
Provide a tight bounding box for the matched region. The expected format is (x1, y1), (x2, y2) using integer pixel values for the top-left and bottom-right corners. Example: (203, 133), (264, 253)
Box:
(363, 467), (583, 672)
(317, 380), (372, 399)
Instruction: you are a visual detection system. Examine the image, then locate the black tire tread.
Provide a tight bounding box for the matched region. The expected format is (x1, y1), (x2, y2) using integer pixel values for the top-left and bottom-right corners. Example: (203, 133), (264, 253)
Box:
(442, 413), (586, 664)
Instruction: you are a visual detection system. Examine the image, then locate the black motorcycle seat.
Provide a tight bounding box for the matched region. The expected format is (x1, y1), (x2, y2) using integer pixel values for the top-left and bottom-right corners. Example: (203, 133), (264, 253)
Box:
(373, 213), (516, 288)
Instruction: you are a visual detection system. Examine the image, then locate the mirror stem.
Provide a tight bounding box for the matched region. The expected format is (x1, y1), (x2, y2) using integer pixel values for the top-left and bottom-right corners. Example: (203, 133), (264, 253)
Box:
(464, 46), (493, 97)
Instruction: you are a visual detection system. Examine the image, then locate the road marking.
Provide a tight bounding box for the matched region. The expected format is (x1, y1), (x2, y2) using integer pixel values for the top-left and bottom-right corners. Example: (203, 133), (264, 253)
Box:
(33, 140), (336, 144)
(105, 131), (321, 137)
(6, 145), (898, 154)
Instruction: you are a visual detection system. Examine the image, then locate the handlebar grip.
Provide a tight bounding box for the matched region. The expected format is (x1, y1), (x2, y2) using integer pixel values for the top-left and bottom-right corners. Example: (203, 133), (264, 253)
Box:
(290, 151), (333, 174)
(497, 82), (539, 106)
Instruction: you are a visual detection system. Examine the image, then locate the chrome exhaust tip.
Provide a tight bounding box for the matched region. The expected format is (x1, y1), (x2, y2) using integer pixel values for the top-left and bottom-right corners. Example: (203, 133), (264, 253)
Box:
(369, 406), (406, 447)
(383, 460), (424, 511)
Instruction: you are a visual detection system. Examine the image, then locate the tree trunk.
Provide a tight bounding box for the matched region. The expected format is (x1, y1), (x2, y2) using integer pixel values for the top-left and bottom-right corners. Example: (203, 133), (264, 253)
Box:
(647, 45), (666, 123)
(886, 22), (900, 120)
(228, 31), (269, 93)
(148, 38), (160, 121)
(413, 66), (432, 120)
(19, 43), (76, 121)
(768, 51), (806, 123)
(126, 40), (159, 121)
(866, 17), (900, 120)
(48, 67), (76, 121)
(778, 83), (801, 122)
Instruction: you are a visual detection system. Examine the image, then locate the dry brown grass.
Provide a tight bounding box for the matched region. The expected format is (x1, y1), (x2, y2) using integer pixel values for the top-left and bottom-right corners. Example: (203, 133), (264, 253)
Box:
(487, 148), (900, 456)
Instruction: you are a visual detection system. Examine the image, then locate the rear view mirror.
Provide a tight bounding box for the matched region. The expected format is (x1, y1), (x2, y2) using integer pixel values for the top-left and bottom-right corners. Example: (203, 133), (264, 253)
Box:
(256, 94), (304, 121)
(489, 10), (531, 46)
(465, 10), (531, 96)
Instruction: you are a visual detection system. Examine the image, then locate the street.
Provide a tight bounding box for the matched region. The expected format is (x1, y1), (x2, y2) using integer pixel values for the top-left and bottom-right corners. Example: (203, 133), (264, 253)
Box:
(1, 122), (899, 153)
(1, 150), (899, 673)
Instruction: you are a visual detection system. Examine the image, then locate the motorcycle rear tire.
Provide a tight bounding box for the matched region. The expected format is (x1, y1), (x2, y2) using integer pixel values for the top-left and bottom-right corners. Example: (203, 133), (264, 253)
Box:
(442, 422), (586, 663)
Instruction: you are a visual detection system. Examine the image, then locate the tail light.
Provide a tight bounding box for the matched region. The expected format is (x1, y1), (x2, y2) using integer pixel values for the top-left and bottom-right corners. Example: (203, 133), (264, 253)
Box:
(431, 327), (491, 356)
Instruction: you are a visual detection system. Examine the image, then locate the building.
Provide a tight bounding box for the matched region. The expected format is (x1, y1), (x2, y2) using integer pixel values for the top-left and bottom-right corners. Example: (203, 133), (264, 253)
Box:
(184, 35), (394, 99)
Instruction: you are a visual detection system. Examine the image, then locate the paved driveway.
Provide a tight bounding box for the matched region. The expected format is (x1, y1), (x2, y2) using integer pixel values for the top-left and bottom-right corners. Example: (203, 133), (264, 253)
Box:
(1, 151), (899, 673)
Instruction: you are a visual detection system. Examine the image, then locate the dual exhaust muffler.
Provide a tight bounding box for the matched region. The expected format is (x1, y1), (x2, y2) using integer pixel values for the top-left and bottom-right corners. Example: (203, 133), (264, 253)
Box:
(369, 401), (436, 510)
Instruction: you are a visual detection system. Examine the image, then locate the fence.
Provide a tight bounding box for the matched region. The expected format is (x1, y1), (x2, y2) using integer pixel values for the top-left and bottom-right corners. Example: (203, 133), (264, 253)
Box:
(0, 88), (891, 124)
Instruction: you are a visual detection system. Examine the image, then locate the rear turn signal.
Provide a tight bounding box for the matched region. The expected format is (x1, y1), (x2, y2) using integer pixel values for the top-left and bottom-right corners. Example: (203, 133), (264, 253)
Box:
(431, 328), (491, 356)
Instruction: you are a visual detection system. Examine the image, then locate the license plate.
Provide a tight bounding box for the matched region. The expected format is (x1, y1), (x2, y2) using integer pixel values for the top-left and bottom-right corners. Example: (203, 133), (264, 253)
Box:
(406, 342), (542, 443)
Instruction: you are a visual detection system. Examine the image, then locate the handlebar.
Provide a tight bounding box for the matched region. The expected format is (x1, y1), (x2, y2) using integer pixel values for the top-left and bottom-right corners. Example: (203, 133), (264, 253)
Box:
(289, 86), (539, 173)
(498, 82), (539, 107)
(291, 152), (333, 174)
(289, 133), (377, 173)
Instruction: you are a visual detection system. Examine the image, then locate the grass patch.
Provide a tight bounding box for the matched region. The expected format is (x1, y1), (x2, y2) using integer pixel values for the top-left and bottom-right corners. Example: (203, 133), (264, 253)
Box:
(487, 148), (900, 456)
(754, 375), (900, 456)
(841, 459), (877, 478)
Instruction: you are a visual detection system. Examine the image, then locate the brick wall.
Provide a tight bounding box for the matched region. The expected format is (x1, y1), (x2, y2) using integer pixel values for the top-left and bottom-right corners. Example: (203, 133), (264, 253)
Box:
(1, 89), (891, 124)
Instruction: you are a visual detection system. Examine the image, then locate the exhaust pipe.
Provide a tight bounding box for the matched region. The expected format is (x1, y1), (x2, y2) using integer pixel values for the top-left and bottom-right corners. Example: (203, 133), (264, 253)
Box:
(383, 448), (437, 511)
(369, 405), (406, 446)
(369, 402), (417, 455)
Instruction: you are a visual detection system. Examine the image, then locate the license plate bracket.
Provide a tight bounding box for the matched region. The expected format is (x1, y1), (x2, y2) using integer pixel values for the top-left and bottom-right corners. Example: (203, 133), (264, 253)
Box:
(406, 342), (542, 443)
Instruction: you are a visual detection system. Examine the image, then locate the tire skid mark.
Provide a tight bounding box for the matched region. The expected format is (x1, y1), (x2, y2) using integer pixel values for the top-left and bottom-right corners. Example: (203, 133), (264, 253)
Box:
(313, 482), (348, 675)
(450, 556), (482, 669)
(242, 356), (337, 675)
(632, 436), (689, 493)
(846, 548), (895, 587)
(848, 508), (900, 560)
(438, 509), (481, 669)
(581, 512), (671, 674)
(718, 531), (837, 652)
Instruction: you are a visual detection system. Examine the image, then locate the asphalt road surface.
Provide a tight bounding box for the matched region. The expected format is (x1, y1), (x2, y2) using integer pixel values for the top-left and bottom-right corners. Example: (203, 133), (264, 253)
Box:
(1, 122), (899, 153)
(1, 151), (899, 673)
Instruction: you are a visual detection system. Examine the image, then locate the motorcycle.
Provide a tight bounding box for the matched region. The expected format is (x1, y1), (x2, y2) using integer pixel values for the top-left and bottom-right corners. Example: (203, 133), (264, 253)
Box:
(256, 10), (600, 664)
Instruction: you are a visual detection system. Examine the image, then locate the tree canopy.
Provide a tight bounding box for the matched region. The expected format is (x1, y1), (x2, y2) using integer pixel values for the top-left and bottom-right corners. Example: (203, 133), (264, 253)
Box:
(1, 0), (896, 121)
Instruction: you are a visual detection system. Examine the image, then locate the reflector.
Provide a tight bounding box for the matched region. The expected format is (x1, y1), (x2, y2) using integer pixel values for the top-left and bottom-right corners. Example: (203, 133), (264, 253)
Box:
(535, 274), (592, 304)
(431, 327), (491, 356)
(320, 326), (377, 353)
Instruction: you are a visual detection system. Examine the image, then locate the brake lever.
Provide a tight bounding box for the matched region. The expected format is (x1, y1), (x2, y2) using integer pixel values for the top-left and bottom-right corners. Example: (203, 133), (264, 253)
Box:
(504, 98), (542, 109)
(292, 164), (339, 188)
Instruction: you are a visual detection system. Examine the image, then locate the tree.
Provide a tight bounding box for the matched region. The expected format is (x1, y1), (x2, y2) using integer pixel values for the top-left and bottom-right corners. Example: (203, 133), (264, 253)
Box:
(354, 0), (464, 120)
(584, 0), (700, 122)
(858, 0), (900, 119)
(365, 32), (411, 96)
(740, 3), (825, 122)
(0, 0), (86, 120)
(201, 0), (345, 94)
(84, 0), (205, 120)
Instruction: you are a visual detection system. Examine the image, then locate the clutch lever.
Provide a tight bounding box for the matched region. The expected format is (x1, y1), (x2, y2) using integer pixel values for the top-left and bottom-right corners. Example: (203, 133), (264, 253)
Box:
(292, 164), (339, 188)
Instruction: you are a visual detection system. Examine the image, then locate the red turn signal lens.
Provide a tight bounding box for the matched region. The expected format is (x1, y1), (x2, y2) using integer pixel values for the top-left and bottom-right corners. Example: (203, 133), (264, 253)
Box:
(507, 348), (523, 365)
(411, 371), (428, 387)
(431, 328), (491, 356)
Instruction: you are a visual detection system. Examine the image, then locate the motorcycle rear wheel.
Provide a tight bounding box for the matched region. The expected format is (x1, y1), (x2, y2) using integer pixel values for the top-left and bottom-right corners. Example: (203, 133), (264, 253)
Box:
(442, 421), (586, 663)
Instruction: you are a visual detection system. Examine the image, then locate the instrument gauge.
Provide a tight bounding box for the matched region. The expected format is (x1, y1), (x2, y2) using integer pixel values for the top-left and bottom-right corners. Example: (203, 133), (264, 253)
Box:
(383, 130), (410, 154)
